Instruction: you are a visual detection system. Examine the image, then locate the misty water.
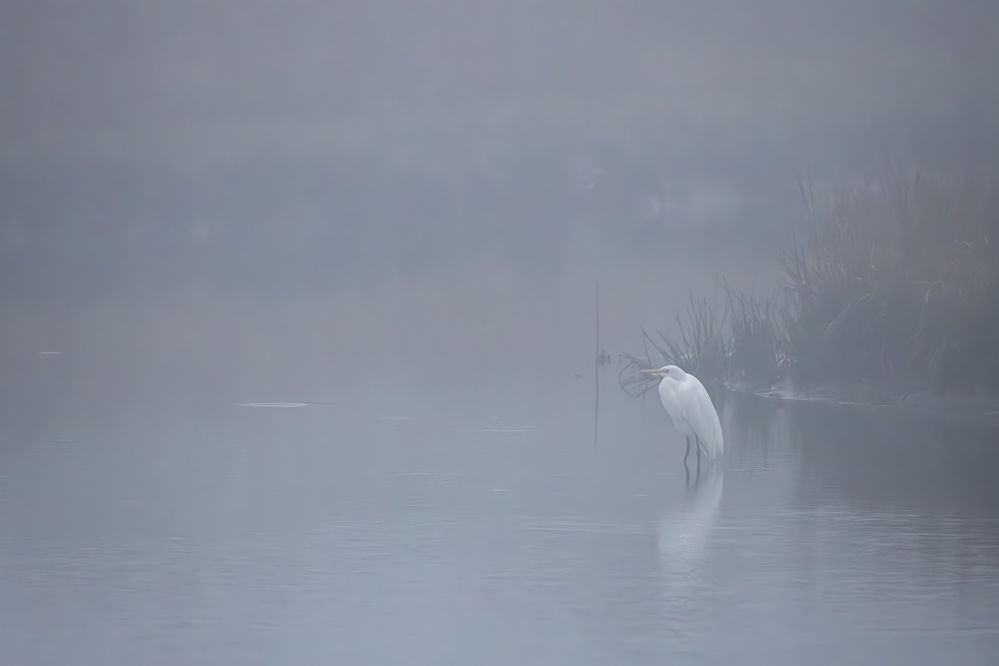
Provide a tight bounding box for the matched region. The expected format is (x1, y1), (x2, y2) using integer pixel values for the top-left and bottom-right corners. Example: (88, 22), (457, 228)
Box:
(5, 2), (999, 664)
(3, 350), (998, 665)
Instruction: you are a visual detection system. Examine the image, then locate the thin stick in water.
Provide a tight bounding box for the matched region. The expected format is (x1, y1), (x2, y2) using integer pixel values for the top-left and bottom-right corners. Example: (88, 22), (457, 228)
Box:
(594, 280), (600, 447)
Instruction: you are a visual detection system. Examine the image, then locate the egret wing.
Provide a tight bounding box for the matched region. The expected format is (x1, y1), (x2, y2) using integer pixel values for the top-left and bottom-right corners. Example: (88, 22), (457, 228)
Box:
(678, 378), (724, 459)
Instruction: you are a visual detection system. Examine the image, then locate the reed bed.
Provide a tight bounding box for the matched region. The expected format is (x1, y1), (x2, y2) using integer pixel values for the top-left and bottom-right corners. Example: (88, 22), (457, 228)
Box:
(621, 167), (999, 400)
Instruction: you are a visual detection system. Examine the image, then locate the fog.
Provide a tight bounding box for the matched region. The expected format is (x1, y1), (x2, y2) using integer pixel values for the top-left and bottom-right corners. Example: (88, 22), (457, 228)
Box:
(2, 2), (999, 664)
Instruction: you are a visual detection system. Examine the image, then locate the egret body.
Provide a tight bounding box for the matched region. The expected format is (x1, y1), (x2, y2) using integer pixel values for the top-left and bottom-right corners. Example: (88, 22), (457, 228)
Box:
(640, 365), (723, 466)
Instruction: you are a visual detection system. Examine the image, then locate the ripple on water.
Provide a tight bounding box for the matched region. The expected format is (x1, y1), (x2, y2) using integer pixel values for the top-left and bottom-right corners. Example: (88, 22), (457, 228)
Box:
(234, 402), (310, 408)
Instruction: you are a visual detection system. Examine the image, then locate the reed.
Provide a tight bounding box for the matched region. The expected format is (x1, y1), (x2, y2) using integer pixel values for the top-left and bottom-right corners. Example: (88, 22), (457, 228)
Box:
(621, 167), (999, 400)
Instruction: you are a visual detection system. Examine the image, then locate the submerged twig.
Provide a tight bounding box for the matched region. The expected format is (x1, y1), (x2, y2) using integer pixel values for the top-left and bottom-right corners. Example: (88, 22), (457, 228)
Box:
(594, 281), (600, 447)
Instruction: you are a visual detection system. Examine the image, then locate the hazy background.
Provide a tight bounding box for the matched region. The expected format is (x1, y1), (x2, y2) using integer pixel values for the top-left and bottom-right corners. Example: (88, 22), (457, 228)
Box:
(4, 3), (999, 664)
(3, 1), (999, 399)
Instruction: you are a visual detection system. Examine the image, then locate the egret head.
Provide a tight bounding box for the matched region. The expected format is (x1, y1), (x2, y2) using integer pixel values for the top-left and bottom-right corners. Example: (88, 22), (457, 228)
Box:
(639, 364), (686, 381)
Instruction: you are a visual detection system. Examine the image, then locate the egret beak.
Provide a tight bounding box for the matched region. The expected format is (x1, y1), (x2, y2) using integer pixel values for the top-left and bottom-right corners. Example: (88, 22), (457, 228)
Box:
(640, 367), (666, 378)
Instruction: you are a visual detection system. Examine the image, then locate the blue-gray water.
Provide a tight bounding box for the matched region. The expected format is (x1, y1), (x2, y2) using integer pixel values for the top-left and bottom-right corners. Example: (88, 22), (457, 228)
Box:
(2, 373), (998, 666)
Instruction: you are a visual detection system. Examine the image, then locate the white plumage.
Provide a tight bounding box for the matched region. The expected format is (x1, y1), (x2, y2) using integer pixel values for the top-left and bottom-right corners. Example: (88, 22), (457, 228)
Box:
(641, 364), (723, 463)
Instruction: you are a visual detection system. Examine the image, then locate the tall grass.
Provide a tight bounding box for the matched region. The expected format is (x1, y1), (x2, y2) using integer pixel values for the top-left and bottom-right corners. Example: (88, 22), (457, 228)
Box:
(618, 293), (728, 398)
(622, 167), (999, 399)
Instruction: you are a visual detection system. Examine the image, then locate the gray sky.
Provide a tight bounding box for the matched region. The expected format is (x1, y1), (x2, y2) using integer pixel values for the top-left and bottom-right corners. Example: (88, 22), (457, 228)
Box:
(2, 0), (998, 309)
(3, 0), (997, 171)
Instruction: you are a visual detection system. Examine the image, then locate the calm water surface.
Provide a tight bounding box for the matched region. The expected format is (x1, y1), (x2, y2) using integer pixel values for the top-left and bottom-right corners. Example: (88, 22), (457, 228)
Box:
(2, 379), (998, 665)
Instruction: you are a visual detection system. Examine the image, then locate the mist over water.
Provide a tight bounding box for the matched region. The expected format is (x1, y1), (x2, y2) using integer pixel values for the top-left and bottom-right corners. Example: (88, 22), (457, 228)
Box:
(3, 1), (999, 664)
(3, 382), (999, 665)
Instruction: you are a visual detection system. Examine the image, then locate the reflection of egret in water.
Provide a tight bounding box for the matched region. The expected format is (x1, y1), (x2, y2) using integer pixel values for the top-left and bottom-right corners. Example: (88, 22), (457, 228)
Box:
(658, 465), (724, 572)
(655, 466), (724, 649)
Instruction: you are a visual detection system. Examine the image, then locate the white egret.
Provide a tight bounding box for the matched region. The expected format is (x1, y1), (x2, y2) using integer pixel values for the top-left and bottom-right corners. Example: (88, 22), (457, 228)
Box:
(640, 365), (723, 466)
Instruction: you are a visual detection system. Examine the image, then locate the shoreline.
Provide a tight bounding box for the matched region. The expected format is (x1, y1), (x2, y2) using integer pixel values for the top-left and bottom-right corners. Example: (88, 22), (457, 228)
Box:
(725, 380), (999, 425)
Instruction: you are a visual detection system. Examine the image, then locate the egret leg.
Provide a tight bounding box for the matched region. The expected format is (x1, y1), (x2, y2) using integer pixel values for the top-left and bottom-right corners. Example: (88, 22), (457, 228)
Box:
(695, 435), (702, 480)
(682, 437), (692, 486)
